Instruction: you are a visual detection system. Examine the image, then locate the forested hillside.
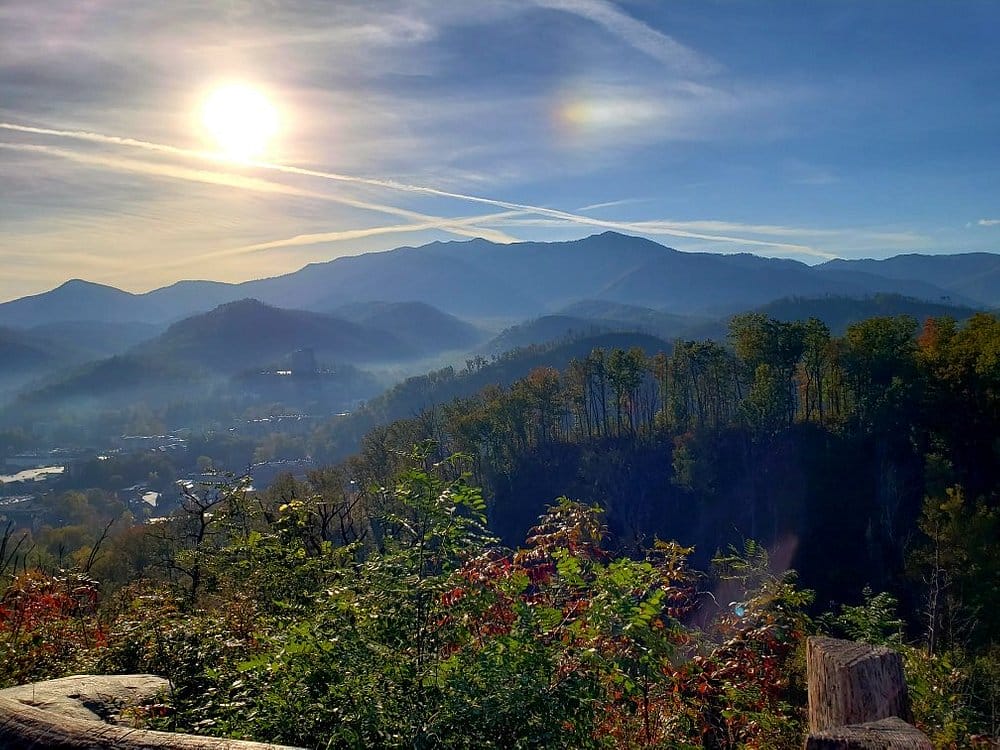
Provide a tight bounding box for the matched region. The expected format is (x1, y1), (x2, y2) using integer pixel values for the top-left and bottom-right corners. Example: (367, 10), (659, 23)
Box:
(5, 0), (1000, 745)
(331, 313), (1000, 626)
(1, 311), (998, 748)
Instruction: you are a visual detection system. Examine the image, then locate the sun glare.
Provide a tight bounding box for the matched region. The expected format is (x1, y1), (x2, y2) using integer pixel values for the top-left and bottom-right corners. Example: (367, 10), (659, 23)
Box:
(201, 84), (279, 162)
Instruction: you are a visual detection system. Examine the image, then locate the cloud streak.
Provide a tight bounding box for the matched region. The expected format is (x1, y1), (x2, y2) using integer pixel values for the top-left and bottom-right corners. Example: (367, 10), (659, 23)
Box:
(531, 0), (719, 75)
(2, 120), (836, 258)
(978, 218), (1000, 227)
(576, 198), (651, 212)
(0, 138), (520, 244)
(195, 211), (525, 261)
(634, 219), (925, 246)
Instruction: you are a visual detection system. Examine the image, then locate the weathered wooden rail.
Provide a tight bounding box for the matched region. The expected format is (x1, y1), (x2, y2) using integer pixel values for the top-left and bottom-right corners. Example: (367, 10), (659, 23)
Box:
(0, 675), (303, 750)
(805, 636), (932, 749)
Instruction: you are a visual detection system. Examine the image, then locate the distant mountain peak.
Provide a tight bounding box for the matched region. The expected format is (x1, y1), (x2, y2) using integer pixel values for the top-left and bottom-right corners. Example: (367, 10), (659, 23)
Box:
(592, 230), (638, 240)
(3, 235), (1000, 329)
(55, 278), (132, 293)
(215, 297), (271, 312)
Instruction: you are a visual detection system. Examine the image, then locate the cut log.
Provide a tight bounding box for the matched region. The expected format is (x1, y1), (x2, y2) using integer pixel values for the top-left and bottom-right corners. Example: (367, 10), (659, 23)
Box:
(807, 636), (911, 733)
(805, 716), (934, 749)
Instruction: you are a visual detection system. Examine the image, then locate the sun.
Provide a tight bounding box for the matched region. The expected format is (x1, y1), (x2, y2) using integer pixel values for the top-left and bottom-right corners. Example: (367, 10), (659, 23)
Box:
(201, 84), (279, 162)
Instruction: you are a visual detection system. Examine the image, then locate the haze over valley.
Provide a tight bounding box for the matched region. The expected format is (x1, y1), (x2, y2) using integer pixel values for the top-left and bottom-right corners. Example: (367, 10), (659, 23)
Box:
(0, 232), (994, 443)
(2, 2), (999, 746)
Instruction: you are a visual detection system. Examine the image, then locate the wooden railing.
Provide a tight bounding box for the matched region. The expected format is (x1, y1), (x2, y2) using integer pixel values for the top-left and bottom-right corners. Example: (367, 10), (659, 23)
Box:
(805, 636), (932, 749)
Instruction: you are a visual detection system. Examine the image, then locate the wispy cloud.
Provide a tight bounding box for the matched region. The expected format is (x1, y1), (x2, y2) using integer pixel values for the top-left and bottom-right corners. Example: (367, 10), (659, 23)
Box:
(483, 216), (923, 259)
(635, 219), (925, 246)
(498, 215), (833, 258)
(576, 198), (650, 212)
(1, 120), (831, 258)
(195, 211), (525, 261)
(531, 0), (719, 75)
(0, 141), (339, 202)
(0, 138), (520, 244)
(978, 218), (1000, 227)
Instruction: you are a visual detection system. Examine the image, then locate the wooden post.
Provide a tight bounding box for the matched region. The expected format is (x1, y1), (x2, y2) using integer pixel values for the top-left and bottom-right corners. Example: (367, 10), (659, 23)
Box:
(805, 637), (932, 749)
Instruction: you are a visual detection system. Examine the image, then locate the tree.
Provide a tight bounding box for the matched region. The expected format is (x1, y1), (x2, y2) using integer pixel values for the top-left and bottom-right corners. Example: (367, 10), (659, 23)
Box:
(729, 314), (805, 431)
(913, 485), (1000, 653)
(799, 317), (832, 424)
(149, 476), (251, 607)
(841, 315), (918, 431)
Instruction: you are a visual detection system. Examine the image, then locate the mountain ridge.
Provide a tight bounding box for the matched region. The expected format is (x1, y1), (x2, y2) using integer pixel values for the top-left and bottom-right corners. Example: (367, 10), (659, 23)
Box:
(2, 233), (997, 328)
(131, 298), (418, 373)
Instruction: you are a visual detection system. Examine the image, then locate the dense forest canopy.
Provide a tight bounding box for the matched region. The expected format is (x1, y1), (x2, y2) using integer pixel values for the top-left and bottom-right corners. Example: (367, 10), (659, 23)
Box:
(1, 311), (999, 748)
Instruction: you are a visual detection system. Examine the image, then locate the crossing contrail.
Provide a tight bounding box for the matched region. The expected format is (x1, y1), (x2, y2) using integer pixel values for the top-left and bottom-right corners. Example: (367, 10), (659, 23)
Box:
(188, 211), (525, 263)
(0, 121), (829, 257)
(0, 139), (520, 245)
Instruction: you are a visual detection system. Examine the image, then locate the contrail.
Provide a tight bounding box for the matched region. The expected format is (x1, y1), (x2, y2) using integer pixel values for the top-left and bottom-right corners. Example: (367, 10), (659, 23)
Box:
(1, 122), (226, 163)
(0, 140), (520, 245)
(530, 0), (720, 75)
(0, 121), (828, 256)
(577, 197), (650, 212)
(187, 210), (525, 263)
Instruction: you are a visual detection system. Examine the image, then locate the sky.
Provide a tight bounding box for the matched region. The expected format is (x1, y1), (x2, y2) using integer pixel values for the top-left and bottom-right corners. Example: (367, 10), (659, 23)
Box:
(1, 0), (999, 302)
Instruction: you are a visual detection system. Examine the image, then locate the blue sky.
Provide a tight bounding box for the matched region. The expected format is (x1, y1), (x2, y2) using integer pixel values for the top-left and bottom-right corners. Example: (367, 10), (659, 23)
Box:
(1, 0), (998, 301)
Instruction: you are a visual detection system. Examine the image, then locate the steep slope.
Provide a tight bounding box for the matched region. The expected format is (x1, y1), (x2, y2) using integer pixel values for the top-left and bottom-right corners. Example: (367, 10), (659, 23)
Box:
(328, 301), (486, 353)
(272, 233), (967, 316)
(0, 327), (66, 400)
(0, 321), (164, 403)
(481, 315), (619, 356)
(5, 234), (994, 328)
(755, 294), (980, 334)
(243, 248), (540, 317)
(0, 280), (163, 327)
(312, 330), (672, 464)
(417, 232), (667, 310)
(0, 327), (61, 370)
(0, 323), (161, 402)
(0, 279), (244, 329)
(557, 300), (709, 338)
(11, 353), (209, 410)
(27, 320), (163, 359)
(599, 250), (965, 314)
(140, 279), (243, 320)
(681, 293), (984, 341)
(818, 252), (1000, 307)
(132, 299), (416, 373)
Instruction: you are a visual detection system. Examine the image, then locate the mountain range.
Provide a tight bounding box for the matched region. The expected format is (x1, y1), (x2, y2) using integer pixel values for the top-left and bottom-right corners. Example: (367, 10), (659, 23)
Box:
(2, 233), (997, 328)
(2, 232), (997, 436)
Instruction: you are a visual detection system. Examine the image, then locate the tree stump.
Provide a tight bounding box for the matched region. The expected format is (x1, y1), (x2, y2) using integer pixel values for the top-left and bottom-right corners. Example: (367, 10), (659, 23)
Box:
(807, 637), (911, 733)
(805, 637), (933, 749)
(804, 716), (934, 749)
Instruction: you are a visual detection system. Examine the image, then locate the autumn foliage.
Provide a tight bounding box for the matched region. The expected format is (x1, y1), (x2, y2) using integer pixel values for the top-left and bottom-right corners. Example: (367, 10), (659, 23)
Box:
(0, 570), (104, 687)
